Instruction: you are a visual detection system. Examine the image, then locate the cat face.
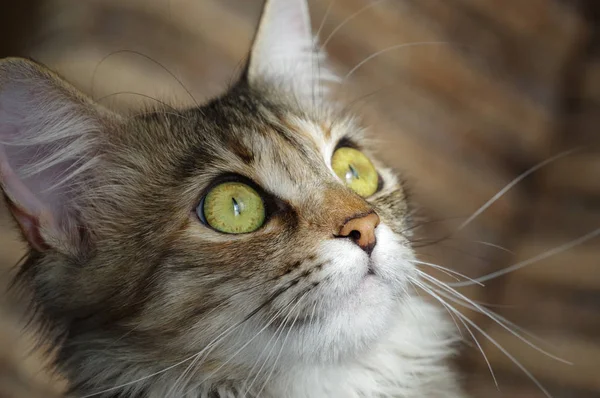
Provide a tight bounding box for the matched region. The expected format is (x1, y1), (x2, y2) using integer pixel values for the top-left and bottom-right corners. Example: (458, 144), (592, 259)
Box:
(94, 83), (415, 371)
(0, 0), (416, 390)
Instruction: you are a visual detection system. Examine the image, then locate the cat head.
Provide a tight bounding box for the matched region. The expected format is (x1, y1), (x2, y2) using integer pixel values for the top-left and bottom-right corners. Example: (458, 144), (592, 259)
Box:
(0, 0), (416, 393)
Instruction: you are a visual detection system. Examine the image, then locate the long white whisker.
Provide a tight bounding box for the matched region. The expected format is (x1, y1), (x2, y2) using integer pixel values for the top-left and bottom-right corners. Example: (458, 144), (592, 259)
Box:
(308, 300), (318, 329)
(459, 312), (553, 397)
(246, 307), (298, 397)
(200, 296), (302, 387)
(409, 277), (498, 388)
(411, 259), (484, 286)
(80, 282), (286, 397)
(202, 281), (271, 318)
(455, 312), (498, 388)
(255, 297), (306, 398)
(417, 280), (464, 339)
(241, 297), (306, 396)
(241, 323), (286, 396)
(413, 262), (461, 282)
(167, 324), (243, 397)
(316, 0), (335, 41)
(90, 50), (198, 106)
(451, 227), (600, 287)
(173, 317), (258, 397)
(445, 296), (557, 349)
(410, 277), (554, 398)
(458, 149), (580, 231)
(344, 42), (456, 81)
(471, 240), (515, 254)
(418, 271), (571, 364)
(444, 304), (465, 339)
(166, 286), (291, 396)
(80, 317), (245, 398)
(320, 0), (389, 49)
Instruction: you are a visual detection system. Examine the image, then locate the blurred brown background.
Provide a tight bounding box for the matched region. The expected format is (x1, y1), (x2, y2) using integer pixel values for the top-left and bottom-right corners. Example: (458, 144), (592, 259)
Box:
(0, 0), (599, 397)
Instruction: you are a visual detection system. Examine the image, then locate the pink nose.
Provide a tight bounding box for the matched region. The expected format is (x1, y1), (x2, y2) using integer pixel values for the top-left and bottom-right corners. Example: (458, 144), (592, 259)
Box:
(337, 212), (380, 254)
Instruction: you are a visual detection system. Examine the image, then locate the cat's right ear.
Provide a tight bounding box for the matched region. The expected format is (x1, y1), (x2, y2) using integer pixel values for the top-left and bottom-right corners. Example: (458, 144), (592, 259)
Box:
(245, 0), (337, 102)
(0, 58), (116, 255)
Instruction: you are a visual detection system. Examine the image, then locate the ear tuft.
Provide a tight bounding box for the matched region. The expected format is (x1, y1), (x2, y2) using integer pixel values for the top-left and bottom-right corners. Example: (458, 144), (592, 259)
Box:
(246, 0), (338, 102)
(0, 58), (107, 254)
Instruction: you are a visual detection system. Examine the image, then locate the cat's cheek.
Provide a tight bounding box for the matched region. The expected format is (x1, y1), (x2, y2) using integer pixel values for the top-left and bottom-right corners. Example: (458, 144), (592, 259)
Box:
(371, 223), (417, 290)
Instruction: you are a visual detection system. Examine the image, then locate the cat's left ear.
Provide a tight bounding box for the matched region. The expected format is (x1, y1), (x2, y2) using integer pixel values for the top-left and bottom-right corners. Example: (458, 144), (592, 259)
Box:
(0, 58), (118, 255)
(246, 0), (337, 101)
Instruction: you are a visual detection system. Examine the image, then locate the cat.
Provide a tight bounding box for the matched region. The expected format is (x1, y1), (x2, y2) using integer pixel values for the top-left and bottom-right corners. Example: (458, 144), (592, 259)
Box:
(0, 0), (466, 397)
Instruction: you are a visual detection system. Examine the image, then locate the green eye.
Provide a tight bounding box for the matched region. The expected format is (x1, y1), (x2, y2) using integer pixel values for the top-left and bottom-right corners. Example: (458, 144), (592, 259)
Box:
(331, 147), (379, 197)
(200, 182), (266, 234)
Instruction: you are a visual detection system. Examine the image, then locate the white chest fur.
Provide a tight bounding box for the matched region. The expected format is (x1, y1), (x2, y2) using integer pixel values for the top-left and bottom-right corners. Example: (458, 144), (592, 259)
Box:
(263, 297), (464, 398)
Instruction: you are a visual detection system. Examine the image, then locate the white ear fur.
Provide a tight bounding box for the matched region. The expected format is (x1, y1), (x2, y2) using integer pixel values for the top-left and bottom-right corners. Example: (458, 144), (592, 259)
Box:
(0, 58), (105, 252)
(247, 0), (337, 101)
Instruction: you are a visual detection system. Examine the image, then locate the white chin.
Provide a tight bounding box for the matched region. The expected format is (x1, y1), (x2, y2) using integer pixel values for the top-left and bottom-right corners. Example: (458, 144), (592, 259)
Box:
(313, 276), (396, 361)
(283, 223), (416, 364)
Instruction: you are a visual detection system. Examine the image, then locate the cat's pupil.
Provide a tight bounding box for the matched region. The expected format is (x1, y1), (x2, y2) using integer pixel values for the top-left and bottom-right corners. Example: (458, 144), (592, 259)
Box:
(346, 164), (360, 183)
(232, 197), (241, 216)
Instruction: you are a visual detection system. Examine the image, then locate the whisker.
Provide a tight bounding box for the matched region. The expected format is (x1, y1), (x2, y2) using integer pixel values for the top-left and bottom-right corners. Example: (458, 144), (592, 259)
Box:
(242, 292), (311, 397)
(95, 91), (184, 115)
(450, 226), (600, 287)
(242, 309), (293, 395)
(321, 0), (390, 49)
(457, 148), (581, 231)
(204, 294), (304, 387)
(409, 277), (498, 388)
(417, 271), (570, 364)
(316, 0), (335, 41)
(414, 240), (500, 267)
(80, 282), (293, 397)
(201, 275), (292, 320)
(79, 318), (242, 397)
(446, 296), (557, 348)
(411, 259), (484, 286)
(472, 240), (515, 254)
(90, 49), (199, 107)
(255, 296), (306, 398)
(410, 276), (555, 398)
(399, 216), (469, 235)
(455, 310), (499, 388)
(427, 289), (465, 340)
(175, 297), (297, 398)
(418, 236), (515, 256)
(244, 312), (295, 397)
(343, 42), (458, 81)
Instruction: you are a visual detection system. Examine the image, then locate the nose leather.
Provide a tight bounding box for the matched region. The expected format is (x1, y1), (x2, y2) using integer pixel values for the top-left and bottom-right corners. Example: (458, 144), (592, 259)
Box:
(337, 212), (380, 255)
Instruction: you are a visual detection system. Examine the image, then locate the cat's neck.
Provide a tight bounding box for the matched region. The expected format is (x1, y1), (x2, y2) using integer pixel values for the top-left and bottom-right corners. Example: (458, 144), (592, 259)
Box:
(129, 296), (462, 398)
(261, 297), (462, 398)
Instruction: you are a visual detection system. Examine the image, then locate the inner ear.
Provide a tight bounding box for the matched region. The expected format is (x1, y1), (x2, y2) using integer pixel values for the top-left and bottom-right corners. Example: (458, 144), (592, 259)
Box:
(0, 57), (115, 255)
(245, 0), (337, 102)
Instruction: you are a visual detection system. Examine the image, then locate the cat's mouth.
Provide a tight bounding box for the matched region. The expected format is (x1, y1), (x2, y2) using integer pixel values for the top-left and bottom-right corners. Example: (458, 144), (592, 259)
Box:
(341, 256), (386, 297)
(267, 267), (384, 330)
(367, 260), (376, 275)
(357, 269), (381, 290)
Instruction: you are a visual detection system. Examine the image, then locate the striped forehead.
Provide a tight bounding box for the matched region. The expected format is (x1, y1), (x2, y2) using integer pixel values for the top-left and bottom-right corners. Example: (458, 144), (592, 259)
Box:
(202, 113), (362, 203)
(241, 120), (331, 201)
(283, 115), (359, 161)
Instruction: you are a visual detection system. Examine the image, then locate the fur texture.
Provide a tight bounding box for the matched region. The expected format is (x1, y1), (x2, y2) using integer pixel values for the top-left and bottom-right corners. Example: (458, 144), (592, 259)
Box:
(0, 0), (465, 397)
